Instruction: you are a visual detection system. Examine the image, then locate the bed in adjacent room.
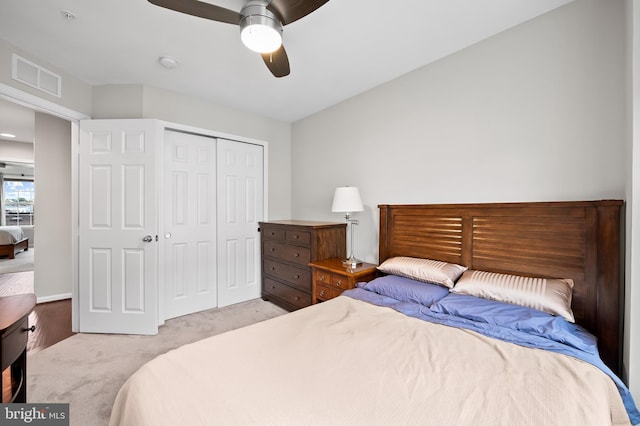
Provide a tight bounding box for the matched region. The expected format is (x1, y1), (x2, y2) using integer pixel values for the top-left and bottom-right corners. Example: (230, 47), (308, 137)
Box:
(0, 226), (28, 259)
(109, 200), (640, 425)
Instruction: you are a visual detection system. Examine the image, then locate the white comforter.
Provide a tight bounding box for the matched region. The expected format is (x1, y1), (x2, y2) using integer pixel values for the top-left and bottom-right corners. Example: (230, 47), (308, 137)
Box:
(0, 226), (24, 244)
(109, 296), (630, 425)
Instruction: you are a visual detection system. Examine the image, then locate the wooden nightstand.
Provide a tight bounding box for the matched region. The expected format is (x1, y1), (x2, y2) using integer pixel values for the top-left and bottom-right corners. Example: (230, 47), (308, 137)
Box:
(310, 258), (378, 304)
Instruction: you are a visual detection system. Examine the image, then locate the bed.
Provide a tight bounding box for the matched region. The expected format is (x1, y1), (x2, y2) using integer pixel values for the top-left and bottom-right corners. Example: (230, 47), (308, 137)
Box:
(0, 226), (28, 259)
(109, 200), (640, 425)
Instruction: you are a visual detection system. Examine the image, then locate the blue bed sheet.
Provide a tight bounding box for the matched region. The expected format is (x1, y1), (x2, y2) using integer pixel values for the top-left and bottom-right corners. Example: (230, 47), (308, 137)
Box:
(343, 286), (640, 425)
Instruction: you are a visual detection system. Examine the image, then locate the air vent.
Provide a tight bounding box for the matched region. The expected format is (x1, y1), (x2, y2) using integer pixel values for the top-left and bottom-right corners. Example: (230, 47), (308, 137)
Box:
(11, 54), (61, 98)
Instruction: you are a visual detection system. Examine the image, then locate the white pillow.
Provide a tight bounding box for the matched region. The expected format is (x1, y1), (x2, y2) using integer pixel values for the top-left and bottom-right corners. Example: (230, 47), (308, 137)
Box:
(450, 270), (575, 322)
(377, 256), (467, 289)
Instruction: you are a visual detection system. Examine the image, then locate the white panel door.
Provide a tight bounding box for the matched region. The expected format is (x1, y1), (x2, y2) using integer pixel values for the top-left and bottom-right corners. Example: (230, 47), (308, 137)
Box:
(217, 139), (264, 307)
(78, 119), (158, 335)
(162, 130), (217, 319)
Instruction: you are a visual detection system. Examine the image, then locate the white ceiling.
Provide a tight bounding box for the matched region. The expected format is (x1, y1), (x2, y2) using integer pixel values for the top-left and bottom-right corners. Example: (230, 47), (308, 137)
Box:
(0, 0), (573, 125)
(0, 98), (34, 175)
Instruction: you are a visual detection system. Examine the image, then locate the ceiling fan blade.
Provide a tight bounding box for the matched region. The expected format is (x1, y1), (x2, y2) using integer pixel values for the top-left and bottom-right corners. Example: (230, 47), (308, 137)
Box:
(261, 45), (290, 78)
(267, 0), (330, 26)
(147, 0), (241, 25)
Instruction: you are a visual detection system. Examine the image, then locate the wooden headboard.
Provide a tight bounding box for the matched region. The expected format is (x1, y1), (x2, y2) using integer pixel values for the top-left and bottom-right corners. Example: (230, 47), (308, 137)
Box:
(379, 200), (624, 375)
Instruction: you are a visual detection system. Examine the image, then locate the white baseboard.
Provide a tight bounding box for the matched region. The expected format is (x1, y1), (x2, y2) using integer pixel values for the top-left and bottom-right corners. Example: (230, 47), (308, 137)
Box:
(37, 293), (72, 304)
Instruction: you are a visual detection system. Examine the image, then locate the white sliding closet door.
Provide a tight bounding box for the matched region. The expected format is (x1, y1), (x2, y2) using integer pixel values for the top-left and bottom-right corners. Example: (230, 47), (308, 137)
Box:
(217, 139), (264, 307)
(162, 130), (217, 319)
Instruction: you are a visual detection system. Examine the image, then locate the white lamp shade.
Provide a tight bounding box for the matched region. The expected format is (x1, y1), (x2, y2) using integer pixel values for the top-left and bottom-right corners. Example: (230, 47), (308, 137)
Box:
(332, 187), (363, 213)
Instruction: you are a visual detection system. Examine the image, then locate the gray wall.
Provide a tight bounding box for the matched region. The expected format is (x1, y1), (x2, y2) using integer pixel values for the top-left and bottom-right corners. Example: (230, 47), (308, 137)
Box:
(0, 140), (33, 162)
(291, 0), (637, 400)
(33, 112), (72, 299)
(292, 0), (625, 259)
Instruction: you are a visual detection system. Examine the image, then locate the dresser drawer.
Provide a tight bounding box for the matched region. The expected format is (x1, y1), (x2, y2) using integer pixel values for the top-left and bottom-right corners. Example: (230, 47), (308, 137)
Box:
(263, 259), (310, 292)
(315, 282), (336, 302)
(262, 227), (285, 241)
(1, 317), (28, 369)
(263, 240), (310, 266)
(263, 278), (311, 309)
(331, 274), (349, 291)
(285, 230), (310, 245)
(313, 269), (351, 291)
(313, 269), (331, 286)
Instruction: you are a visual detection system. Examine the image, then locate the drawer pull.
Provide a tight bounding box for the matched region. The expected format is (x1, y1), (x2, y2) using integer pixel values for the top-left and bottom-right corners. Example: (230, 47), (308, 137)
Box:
(293, 253), (299, 257)
(271, 266), (276, 271)
(270, 248), (275, 252)
(320, 274), (326, 281)
(294, 296), (300, 301)
(271, 285), (276, 290)
(319, 290), (325, 297)
(293, 235), (299, 239)
(24, 325), (36, 332)
(293, 274), (300, 279)
(270, 232), (276, 236)
(336, 280), (343, 287)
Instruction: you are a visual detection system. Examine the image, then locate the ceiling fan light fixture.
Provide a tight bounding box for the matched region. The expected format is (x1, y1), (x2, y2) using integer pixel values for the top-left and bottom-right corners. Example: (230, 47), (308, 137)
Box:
(240, 3), (283, 54)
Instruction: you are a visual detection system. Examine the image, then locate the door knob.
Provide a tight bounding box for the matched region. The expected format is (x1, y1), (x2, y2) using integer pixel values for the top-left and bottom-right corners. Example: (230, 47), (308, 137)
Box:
(142, 235), (153, 243)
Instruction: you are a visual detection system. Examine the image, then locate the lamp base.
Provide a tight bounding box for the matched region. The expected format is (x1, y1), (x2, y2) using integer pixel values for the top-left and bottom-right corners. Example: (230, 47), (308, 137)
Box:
(342, 256), (363, 269)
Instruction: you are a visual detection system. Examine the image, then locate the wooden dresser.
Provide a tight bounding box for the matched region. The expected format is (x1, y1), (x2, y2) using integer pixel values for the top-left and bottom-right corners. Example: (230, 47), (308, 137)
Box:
(260, 220), (346, 311)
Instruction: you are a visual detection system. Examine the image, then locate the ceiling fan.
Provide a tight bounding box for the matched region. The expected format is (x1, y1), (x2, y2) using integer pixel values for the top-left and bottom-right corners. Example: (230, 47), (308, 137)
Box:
(147, 0), (330, 78)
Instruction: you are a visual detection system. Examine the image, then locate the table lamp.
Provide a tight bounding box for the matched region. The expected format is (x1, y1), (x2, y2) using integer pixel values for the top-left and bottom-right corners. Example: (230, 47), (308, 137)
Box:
(331, 186), (363, 268)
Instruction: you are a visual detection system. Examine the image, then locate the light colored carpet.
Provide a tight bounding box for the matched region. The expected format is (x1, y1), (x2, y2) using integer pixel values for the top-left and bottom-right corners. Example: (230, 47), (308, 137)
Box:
(0, 270), (34, 296)
(27, 298), (288, 426)
(0, 247), (34, 274)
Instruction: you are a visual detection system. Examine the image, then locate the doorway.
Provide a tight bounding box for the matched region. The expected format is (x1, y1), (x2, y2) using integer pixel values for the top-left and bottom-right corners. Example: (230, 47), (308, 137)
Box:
(0, 87), (86, 335)
(0, 95), (76, 356)
(0, 100), (35, 294)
